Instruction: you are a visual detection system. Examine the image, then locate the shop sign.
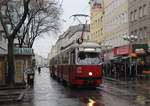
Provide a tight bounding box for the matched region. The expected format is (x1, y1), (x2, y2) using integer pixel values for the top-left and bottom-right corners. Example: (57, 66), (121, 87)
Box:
(130, 53), (137, 57)
(132, 44), (148, 53)
(104, 53), (110, 57)
(135, 48), (145, 54)
(89, 1), (103, 9)
(114, 45), (130, 56)
(14, 48), (33, 55)
(92, 2), (103, 9)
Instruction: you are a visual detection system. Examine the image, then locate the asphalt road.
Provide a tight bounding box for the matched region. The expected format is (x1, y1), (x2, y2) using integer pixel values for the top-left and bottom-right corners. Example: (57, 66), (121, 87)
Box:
(1, 68), (147, 106)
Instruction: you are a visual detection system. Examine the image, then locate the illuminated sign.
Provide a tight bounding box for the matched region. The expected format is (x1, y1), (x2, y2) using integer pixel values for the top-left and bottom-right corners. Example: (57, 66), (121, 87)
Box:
(135, 49), (145, 54)
(114, 46), (130, 56)
(79, 48), (100, 52)
(84, 48), (96, 51)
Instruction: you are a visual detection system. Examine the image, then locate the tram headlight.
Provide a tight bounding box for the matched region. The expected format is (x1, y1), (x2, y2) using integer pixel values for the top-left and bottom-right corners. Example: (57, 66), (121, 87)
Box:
(89, 72), (93, 76)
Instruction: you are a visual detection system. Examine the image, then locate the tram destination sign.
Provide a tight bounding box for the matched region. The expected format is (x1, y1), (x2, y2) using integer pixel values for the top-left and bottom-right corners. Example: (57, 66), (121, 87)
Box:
(79, 48), (101, 52)
(14, 48), (33, 55)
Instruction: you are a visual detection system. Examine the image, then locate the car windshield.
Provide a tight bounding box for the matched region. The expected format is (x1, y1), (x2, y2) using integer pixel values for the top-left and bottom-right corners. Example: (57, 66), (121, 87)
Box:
(77, 52), (101, 65)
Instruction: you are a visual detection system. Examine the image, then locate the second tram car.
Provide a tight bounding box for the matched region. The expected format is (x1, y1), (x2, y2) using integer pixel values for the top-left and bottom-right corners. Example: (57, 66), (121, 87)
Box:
(49, 41), (103, 87)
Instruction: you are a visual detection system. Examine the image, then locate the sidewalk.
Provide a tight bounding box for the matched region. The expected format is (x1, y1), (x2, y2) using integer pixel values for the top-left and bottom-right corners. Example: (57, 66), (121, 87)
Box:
(103, 77), (150, 91)
(0, 86), (27, 103)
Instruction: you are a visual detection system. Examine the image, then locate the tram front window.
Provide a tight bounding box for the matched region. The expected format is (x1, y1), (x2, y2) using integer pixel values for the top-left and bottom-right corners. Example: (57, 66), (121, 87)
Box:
(77, 52), (101, 65)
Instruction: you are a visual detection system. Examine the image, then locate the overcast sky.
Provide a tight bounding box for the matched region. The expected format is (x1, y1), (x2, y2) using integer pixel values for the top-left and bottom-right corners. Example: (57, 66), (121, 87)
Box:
(33, 0), (90, 58)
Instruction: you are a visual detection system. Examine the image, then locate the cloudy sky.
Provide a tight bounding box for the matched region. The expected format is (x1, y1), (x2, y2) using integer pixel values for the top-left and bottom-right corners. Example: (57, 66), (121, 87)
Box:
(33, 0), (90, 58)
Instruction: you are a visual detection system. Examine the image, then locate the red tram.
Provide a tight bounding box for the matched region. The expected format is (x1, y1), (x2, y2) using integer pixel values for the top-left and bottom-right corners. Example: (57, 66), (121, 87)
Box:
(49, 41), (103, 87)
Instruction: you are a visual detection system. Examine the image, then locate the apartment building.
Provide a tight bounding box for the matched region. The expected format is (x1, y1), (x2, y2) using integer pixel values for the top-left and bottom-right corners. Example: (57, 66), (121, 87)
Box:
(103, 0), (129, 59)
(129, 0), (150, 67)
(49, 24), (90, 58)
(129, 0), (150, 44)
(89, 0), (105, 43)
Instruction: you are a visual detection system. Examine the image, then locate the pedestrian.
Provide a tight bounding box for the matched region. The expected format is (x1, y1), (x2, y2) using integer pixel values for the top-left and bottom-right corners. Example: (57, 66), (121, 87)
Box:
(131, 64), (136, 80)
(38, 66), (41, 74)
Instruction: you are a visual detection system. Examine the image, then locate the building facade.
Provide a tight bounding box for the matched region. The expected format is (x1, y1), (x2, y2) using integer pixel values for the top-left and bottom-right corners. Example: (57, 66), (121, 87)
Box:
(103, 0), (129, 59)
(104, 0), (129, 47)
(89, 0), (105, 43)
(129, 0), (150, 44)
(129, 0), (150, 69)
(49, 24), (90, 58)
(55, 24), (90, 53)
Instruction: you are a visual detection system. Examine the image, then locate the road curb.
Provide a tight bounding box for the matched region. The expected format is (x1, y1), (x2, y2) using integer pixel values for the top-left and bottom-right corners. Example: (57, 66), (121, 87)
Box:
(98, 86), (137, 98)
(103, 77), (129, 85)
(98, 87), (120, 96)
(104, 77), (150, 92)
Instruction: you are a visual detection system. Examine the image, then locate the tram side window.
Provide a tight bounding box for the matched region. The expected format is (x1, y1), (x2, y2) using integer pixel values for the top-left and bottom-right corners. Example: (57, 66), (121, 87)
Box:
(54, 57), (58, 65)
(62, 53), (69, 64)
(70, 50), (75, 64)
(52, 58), (55, 65)
(51, 58), (54, 65)
(58, 55), (62, 65)
(57, 56), (59, 65)
(65, 52), (69, 64)
(54, 58), (56, 65)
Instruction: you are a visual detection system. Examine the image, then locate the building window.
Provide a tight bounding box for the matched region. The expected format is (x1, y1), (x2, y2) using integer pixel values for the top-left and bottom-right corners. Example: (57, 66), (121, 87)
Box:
(101, 16), (103, 22)
(134, 9), (137, 20)
(143, 4), (147, 16)
(130, 12), (133, 21)
(139, 7), (142, 17)
(139, 28), (143, 41)
(143, 27), (147, 40)
(101, 28), (103, 36)
(134, 30), (137, 37)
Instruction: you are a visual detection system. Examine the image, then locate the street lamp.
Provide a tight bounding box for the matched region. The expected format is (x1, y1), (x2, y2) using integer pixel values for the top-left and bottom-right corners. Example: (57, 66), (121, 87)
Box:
(100, 42), (113, 77)
(122, 34), (138, 80)
(123, 35), (138, 43)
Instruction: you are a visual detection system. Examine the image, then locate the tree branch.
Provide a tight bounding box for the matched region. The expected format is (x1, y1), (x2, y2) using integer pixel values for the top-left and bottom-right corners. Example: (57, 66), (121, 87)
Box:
(11, 0), (30, 39)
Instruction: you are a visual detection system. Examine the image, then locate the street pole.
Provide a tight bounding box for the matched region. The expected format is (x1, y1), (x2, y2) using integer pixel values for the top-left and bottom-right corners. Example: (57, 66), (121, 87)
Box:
(125, 60), (127, 81)
(123, 35), (138, 81)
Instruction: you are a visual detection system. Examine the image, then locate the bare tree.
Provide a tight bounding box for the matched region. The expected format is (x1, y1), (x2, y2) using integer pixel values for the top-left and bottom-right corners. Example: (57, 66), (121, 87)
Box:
(13, 0), (61, 48)
(0, 0), (30, 86)
(28, 0), (61, 47)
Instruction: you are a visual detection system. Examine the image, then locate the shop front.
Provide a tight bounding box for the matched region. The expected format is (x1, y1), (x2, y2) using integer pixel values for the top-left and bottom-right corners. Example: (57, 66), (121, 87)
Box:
(113, 44), (148, 80)
(0, 48), (7, 86)
(131, 44), (148, 74)
(0, 55), (6, 86)
(14, 48), (34, 85)
(101, 45), (131, 80)
(142, 44), (150, 75)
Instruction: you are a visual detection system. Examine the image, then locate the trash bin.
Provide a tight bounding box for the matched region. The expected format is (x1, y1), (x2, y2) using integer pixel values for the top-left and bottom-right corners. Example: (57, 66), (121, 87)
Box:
(26, 69), (34, 87)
